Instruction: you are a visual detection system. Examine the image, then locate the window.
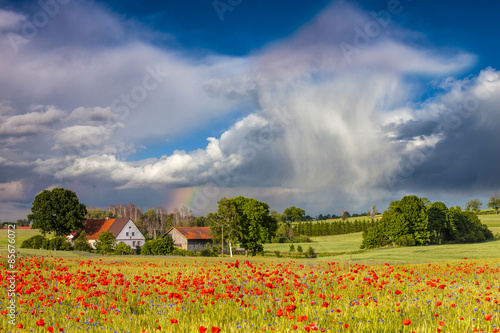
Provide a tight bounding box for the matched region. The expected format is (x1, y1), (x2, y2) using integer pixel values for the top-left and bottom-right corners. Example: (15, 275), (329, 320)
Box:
(126, 232), (129, 236)
(132, 232), (135, 236)
(137, 241), (141, 246)
(133, 241), (135, 246)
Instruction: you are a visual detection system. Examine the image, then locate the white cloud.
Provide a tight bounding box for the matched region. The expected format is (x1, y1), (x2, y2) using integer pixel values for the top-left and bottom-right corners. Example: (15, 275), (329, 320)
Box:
(0, 181), (25, 201)
(0, 9), (24, 30)
(1, 0), (499, 217)
(0, 106), (65, 137)
(66, 106), (119, 124)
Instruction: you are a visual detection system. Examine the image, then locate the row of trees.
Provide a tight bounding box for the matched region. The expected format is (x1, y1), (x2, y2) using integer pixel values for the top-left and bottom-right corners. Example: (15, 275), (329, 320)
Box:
(465, 192), (500, 214)
(361, 195), (494, 249)
(295, 219), (378, 237)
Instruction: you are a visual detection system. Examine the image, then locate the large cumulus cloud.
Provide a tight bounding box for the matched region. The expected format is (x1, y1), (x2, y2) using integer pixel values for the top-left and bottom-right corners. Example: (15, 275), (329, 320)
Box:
(0, 0), (498, 220)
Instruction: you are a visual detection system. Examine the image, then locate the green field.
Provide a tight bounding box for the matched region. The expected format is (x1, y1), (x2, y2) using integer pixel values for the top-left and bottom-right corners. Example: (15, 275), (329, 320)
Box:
(0, 228), (41, 247)
(478, 213), (500, 227)
(2, 215), (500, 264)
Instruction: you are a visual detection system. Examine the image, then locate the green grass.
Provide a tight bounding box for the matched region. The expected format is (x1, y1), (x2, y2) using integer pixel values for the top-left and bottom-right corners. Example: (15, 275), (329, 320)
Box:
(264, 232), (363, 254)
(323, 239), (500, 263)
(0, 228), (41, 247)
(478, 213), (500, 227)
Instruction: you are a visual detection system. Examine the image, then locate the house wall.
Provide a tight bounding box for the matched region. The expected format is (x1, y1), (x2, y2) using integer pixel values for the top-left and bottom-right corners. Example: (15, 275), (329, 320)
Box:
(167, 229), (188, 250)
(88, 239), (97, 249)
(115, 219), (146, 250)
(187, 239), (212, 252)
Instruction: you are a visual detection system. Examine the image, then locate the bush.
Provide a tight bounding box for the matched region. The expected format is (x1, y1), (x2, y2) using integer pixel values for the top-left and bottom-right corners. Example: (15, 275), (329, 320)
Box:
(141, 237), (175, 255)
(20, 235), (47, 249)
(274, 250), (281, 258)
(95, 232), (116, 254)
(200, 243), (217, 257)
(74, 231), (93, 252)
(395, 234), (416, 247)
(305, 246), (317, 258)
(59, 241), (73, 251)
(297, 245), (303, 253)
(293, 235), (311, 243)
(289, 244), (295, 252)
(114, 242), (133, 255)
(45, 237), (66, 250)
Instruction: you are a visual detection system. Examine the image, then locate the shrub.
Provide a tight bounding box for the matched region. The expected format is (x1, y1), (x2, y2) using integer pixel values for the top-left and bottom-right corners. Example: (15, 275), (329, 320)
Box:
(45, 237), (66, 250)
(20, 235), (47, 249)
(274, 250), (281, 258)
(200, 243), (217, 257)
(293, 235), (311, 243)
(141, 237), (175, 255)
(74, 231), (93, 252)
(59, 241), (73, 251)
(289, 244), (295, 252)
(305, 246), (317, 258)
(95, 231), (116, 254)
(114, 242), (133, 255)
(395, 234), (416, 247)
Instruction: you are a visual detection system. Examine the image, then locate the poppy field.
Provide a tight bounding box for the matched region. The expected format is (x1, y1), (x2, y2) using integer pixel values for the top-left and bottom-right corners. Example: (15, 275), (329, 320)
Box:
(1, 255), (499, 332)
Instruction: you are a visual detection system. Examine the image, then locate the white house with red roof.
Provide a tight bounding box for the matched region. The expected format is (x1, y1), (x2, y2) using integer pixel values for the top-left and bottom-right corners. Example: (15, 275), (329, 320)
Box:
(80, 218), (145, 250)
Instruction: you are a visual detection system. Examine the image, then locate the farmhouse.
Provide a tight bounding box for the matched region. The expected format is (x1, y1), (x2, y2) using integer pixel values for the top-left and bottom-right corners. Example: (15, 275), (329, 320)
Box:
(81, 218), (145, 250)
(162, 227), (212, 252)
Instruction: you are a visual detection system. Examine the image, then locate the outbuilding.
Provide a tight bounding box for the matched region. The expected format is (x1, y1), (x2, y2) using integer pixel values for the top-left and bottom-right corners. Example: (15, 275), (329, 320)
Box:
(162, 227), (212, 252)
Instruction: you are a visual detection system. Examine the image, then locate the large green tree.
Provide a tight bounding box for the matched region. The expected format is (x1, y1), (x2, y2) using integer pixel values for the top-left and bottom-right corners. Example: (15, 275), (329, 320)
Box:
(465, 198), (482, 214)
(488, 192), (500, 214)
(208, 196), (277, 256)
(28, 188), (87, 237)
(282, 206), (305, 222)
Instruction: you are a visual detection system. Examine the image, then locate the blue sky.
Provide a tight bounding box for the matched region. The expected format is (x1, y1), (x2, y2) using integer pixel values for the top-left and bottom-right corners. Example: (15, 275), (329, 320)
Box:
(1, 0), (500, 221)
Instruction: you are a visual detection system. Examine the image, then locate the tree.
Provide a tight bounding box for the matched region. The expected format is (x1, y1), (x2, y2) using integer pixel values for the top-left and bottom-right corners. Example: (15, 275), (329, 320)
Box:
(28, 188), (87, 237)
(85, 207), (114, 219)
(16, 219), (30, 226)
(74, 231), (93, 252)
(427, 202), (448, 244)
(368, 205), (378, 219)
(207, 198), (241, 256)
(95, 231), (116, 254)
(465, 199), (482, 214)
(208, 196), (278, 256)
(488, 192), (500, 214)
(282, 206), (305, 222)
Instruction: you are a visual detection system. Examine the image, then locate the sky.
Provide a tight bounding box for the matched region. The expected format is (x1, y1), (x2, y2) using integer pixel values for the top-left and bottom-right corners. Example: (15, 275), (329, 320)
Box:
(1, 0), (500, 221)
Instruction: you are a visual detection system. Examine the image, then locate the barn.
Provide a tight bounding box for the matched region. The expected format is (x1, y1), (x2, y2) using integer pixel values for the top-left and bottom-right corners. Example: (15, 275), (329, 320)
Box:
(162, 227), (212, 252)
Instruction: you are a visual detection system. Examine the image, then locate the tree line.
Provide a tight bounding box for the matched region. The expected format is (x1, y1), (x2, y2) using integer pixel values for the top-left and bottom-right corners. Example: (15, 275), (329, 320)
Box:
(361, 195), (494, 249)
(295, 219), (378, 237)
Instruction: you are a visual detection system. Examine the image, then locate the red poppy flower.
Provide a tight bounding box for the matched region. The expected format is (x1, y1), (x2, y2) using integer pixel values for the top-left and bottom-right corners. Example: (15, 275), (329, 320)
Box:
(403, 319), (411, 325)
(170, 319), (178, 324)
(212, 327), (221, 333)
(199, 327), (208, 333)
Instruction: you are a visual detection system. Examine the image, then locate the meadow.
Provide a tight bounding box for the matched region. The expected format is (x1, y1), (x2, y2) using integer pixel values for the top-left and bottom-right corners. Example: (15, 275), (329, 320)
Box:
(1, 254), (499, 332)
(1, 215), (499, 332)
